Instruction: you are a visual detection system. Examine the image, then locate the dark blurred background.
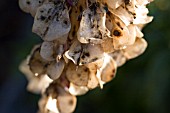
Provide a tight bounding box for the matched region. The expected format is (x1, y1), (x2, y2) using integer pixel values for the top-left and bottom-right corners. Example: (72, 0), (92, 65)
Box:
(0, 0), (170, 113)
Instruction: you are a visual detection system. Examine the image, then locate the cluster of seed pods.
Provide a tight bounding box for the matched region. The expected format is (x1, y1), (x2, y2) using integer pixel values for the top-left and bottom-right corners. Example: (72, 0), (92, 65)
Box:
(19, 0), (154, 113)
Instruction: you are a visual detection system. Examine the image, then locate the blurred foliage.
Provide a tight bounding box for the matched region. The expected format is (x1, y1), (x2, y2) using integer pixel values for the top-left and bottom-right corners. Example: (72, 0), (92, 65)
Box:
(0, 0), (170, 113)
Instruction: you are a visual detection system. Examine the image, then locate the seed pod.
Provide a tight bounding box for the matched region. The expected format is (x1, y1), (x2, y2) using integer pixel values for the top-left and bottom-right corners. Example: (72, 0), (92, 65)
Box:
(109, 50), (127, 67)
(44, 96), (60, 113)
(68, 82), (89, 96)
(19, 0), (44, 16)
(86, 63), (99, 89)
(46, 59), (65, 80)
(66, 62), (89, 86)
(123, 37), (148, 59)
(77, 3), (110, 44)
(28, 45), (49, 76)
(27, 74), (53, 94)
(19, 59), (34, 81)
(107, 13), (136, 49)
(79, 44), (104, 65)
(32, 2), (71, 41)
(96, 54), (117, 88)
(40, 41), (55, 61)
(57, 86), (77, 113)
(44, 82), (77, 113)
(65, 40), (82, 65)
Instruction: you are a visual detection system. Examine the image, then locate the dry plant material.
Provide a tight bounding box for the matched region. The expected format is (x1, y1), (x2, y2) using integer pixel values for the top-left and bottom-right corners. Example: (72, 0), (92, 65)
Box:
(19, 0), (154, 112)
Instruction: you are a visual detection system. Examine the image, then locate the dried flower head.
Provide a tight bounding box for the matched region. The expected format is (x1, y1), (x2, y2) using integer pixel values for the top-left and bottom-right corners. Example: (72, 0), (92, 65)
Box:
(19, 0), (154, 112)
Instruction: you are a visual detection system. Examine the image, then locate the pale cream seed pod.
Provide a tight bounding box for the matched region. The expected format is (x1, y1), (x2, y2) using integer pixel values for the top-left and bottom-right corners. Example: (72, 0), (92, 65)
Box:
(68, 83), (89, 96)
(77, 2), (110, 44)
(19, 0), (44, 16)
(123, 37), (148, 59)
(96, 53), (117, 88)
(79, 44), (104, 65)
(44, 83), (77, 113)
(32, 2), (71, 41)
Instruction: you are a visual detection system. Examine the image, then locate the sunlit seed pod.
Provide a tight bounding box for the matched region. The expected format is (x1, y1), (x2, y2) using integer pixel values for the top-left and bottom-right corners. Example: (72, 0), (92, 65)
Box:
(19, 59), (35, 81)
(66, 62), (89, 86)
(109, 50), (127, 67)
(27, 74), (53, 94)
(64, 40), (82, 65)
(40, 41), (55, 61)
(19, 0), (44, 16)
(29, 45), (49, 76)
(110, 1), (153, 26)
(96, 54), (117, 88)
(68, 82), (89, 96)
(77, 2), (110, 44)
(100, 54), (117, 82)
(32, 2), (71, 41)
(123, 37), (148, 59)
(46, 59), (65, 80)
(85, 63), (99, 89)
(45, 96), (60, 113)
(133, 6), (153, 25)
(79, 44), (104, 65)
(106, 13), (136, 49)
(111, 6), (134, 26)
(46, 82), (77, 113)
